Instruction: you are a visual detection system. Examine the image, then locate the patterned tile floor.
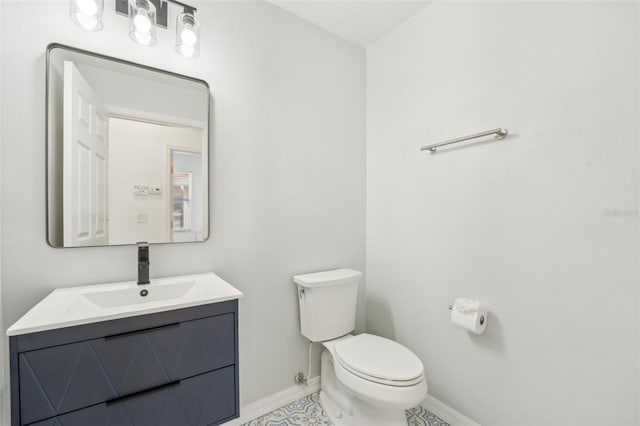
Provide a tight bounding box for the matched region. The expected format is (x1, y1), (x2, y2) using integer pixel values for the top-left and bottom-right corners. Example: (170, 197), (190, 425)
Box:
(241, 392), (450, 426)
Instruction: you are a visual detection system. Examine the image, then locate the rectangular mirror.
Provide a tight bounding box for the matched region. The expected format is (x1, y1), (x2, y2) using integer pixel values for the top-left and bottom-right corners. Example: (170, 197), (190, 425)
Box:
(46, 44), (209, 247)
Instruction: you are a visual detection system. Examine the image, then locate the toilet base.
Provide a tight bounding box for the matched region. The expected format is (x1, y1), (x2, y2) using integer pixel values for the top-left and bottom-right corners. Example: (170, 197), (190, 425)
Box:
(320, 390), (408, 426)
(320, 349), (411, 426)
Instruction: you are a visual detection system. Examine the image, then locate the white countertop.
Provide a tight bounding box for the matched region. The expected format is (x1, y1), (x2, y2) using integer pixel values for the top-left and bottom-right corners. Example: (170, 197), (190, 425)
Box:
(7, 272), (243, 336)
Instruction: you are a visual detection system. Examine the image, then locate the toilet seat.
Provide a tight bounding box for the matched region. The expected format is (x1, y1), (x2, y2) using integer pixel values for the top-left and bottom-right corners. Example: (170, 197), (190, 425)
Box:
(334, 334), (424, 387)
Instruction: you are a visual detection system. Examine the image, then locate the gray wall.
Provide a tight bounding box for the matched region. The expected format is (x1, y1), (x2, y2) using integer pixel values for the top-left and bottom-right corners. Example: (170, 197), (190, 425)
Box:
(366, 1), (639, 425)
(0, 0), (366, 421)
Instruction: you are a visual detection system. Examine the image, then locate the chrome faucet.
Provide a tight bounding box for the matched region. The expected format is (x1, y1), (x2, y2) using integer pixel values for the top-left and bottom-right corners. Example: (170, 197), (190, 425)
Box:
(137, 242), (150, 285)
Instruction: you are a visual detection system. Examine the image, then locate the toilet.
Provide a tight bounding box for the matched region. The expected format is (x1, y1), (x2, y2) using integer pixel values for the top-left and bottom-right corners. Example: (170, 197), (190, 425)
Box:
(294, 269), (427, 426)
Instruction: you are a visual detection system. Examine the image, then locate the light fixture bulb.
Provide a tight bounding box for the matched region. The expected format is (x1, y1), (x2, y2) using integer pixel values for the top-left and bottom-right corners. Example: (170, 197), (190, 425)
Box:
(134, 30), (153, 46)
(129, 0), (157, 46)
(77, 14), (99, 30)
(180, 25), (197, 46)
(179, 44), (196, 58)
(69, 0), (103, 31)
(176, 12), (200, 58)
(134, 11), (152, 33)
(76, 0), (97, 16)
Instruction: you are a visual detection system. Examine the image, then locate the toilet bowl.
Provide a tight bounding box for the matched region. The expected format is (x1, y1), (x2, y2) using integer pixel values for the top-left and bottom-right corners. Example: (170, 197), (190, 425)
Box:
(293, 269), (428, 425)
(319, 334), (427, 426)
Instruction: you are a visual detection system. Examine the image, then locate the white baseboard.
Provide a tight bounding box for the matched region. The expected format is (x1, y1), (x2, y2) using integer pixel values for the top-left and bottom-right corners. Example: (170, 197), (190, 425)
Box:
(422, 393), (480, 426)
(222, 376), (321, 426)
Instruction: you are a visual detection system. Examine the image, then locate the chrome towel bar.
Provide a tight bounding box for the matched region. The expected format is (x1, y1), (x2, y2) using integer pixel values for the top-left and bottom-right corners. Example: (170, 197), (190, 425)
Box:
(420, 128), (508, 154)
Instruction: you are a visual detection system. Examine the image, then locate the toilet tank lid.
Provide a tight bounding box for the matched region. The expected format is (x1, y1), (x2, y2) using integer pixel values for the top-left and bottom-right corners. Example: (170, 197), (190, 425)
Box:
(293, 268), (362, 288)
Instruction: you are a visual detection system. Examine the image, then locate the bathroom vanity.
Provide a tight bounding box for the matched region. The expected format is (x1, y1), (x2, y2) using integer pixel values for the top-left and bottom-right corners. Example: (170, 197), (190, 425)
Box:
(7, 273), (242, 426)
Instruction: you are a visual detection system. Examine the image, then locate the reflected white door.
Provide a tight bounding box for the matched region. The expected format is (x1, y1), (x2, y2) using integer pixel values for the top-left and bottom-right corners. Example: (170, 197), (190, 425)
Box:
(63, 61), (109, 246)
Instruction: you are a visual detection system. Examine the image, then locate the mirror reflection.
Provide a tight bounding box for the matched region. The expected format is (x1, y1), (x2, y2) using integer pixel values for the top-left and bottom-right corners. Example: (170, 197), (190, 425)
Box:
(46, 45), (209, 247)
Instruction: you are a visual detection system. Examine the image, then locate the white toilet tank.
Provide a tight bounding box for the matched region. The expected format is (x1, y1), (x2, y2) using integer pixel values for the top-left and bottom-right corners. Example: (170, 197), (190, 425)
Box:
(294, 268), (362, 342)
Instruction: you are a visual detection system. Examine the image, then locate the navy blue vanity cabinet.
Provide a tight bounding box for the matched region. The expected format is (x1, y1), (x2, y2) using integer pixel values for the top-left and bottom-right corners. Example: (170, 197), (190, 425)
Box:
(9, 300), (239, 426)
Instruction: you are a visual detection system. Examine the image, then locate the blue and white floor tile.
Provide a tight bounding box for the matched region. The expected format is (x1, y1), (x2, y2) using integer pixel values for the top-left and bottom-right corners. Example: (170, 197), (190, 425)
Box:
(406, 406), (450, 426)
(241, 392), (331, 426)
(241, 392), (450, 426)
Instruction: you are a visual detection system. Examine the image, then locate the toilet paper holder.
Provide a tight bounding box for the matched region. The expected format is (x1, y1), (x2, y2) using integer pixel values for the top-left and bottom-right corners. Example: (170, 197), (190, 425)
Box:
(448, 305), (485, 326)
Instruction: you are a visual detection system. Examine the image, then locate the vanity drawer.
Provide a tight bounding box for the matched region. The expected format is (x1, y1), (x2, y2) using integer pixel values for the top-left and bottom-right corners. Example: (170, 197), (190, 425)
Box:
(18, 313), (235, 425)
(28, 365), (236, 426)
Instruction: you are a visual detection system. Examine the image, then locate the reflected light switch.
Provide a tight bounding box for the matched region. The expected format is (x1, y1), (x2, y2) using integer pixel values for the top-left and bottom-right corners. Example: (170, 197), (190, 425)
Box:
(134, 185), (149, 195)
(137, 213), (148, 223)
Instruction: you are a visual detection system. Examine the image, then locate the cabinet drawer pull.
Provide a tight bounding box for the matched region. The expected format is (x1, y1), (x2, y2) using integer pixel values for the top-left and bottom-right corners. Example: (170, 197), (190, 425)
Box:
(103, 322), (180, 340)
(105, 380), (181, 406)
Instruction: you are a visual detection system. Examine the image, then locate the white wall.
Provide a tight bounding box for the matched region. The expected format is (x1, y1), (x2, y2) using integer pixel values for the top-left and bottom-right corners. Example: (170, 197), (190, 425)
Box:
(366, 2), (639, 425)
(108, 118), (203, 245)
(0, 0), (5, 420)
(0, 0), (365, 423)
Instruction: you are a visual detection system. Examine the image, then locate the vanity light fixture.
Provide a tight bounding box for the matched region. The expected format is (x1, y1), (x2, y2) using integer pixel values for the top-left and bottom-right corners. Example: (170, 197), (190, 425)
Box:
(69, 0), (104, 31)
(69, 0), (200, 58)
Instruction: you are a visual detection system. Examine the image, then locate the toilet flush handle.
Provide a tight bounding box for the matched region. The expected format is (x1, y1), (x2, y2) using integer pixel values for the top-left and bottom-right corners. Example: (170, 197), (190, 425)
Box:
(298, 287), (306, 300)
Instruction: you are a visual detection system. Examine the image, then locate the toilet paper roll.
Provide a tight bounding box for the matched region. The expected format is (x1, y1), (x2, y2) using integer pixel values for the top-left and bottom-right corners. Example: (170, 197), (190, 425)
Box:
(451, 307), (488, 334)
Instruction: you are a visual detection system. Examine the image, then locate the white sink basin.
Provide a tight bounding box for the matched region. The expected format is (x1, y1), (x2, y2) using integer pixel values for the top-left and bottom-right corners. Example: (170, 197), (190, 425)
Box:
(7, 273), (243, 336)
(82, 280), (196, 309)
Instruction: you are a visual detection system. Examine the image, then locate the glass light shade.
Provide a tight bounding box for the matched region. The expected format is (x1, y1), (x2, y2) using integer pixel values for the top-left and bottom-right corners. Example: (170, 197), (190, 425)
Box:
(176, 12), (200, 58)
(69, 0), (104, 31)
(129, 0), (157, 46)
